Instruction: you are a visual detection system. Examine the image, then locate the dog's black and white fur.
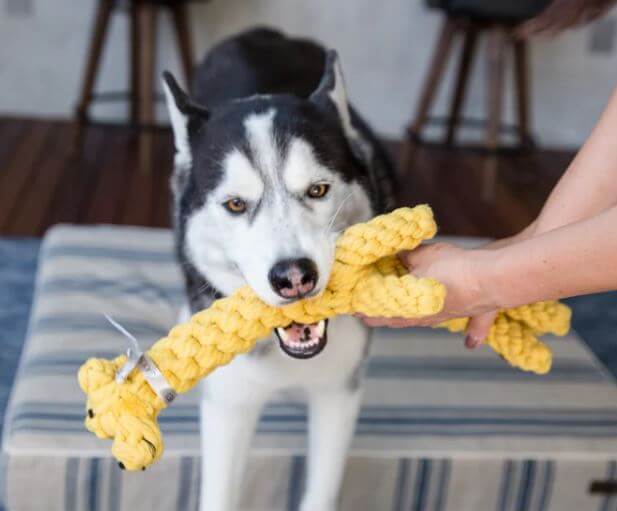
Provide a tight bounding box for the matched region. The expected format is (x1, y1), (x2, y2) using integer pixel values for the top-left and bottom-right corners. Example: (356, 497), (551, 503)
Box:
(163, 28), (395, 511)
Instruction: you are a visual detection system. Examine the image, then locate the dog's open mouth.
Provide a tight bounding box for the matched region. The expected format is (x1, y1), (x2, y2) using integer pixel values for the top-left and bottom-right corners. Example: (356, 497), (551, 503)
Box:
(274, 319), (328, 359)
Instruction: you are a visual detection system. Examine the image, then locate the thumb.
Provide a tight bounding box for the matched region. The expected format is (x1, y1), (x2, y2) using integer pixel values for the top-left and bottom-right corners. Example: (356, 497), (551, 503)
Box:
(464, 311), (497, 349)
(398, 243), (439, 272)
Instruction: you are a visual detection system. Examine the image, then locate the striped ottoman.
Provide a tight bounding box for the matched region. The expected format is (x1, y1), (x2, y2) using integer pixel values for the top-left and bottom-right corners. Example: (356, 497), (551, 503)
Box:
(2, 225), (617, 511)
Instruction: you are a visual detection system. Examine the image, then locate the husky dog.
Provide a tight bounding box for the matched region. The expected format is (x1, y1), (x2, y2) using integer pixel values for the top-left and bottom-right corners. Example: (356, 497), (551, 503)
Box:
(163, 28), (395, 511)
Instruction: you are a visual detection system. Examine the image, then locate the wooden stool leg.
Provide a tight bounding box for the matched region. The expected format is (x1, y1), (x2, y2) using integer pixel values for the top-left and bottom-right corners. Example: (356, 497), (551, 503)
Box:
(73, 0), (114, 148)
(407, 17), (457, 141)
(137, 1), (157, 175)
(483, 28), (507, 202)
(170, 2), (194, 84)
(514, 39), (534, 148)
(485, 27), (507, 152)
(445, 25), (478, 145)
(129, 1), (141, 125)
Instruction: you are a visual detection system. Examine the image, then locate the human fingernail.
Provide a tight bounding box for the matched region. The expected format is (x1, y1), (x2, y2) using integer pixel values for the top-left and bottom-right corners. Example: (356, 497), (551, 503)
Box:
(464, 335), (481, 349)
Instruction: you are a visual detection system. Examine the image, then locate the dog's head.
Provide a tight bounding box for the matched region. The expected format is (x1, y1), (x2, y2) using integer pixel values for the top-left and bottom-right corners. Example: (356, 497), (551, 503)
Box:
(163, 51), (372, 359)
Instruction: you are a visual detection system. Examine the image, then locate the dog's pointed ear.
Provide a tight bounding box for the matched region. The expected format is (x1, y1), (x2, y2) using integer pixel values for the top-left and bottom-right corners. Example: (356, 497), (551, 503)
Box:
(310, 51), (373, 165)
(309, 50), (351, 123)
(162, 71), (209, 168)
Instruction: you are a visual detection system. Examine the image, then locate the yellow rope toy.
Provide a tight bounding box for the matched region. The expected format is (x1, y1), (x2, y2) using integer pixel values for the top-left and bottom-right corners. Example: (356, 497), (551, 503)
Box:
(77, 205), (571, 470)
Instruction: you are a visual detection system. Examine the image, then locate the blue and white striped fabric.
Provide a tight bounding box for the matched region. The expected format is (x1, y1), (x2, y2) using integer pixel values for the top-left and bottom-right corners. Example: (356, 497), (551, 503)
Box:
(2, 225), (617, 511)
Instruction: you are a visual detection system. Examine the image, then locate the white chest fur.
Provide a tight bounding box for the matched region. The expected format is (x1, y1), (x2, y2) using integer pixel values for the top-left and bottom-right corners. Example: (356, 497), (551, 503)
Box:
(197, 313), (372, 511)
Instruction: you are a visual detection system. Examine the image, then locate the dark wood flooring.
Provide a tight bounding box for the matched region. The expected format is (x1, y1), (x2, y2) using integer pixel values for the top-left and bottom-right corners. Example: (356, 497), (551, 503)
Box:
(0, 117), (576, 238)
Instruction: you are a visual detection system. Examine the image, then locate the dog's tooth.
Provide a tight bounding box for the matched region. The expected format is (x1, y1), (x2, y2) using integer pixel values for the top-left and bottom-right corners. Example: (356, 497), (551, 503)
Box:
(316, 320), (325, 336)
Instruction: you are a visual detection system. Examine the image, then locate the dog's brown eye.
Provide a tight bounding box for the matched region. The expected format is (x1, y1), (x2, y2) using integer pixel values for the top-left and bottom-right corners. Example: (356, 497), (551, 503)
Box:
(223, 198), (247, 214)
(306, 183), (330, 199)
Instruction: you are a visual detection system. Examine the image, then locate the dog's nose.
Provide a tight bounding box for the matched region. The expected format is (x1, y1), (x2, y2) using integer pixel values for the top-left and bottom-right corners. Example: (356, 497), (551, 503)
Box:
(268, 258), (319, 299)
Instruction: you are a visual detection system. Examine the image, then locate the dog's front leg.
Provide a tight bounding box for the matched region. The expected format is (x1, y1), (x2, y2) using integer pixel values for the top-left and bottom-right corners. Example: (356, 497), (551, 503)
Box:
(299, 387), (363, 511)
(199, 393), (265, 511)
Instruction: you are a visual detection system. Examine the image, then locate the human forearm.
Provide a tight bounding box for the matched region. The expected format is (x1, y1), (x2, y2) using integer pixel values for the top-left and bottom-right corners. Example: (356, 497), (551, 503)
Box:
(363, 207), (617, 338)
(532, 87), (617, 234)
(484, 220), (538, 250)
(483, 205), (617, 308)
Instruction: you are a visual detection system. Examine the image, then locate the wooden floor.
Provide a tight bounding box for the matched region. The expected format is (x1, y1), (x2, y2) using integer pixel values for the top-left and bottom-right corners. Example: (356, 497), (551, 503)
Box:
(396, 141), (574, 238)
(0, 117), (575, 238)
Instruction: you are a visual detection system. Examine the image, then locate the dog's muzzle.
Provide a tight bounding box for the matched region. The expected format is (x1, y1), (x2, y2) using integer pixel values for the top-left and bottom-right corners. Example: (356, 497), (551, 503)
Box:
(274, 319), (328, 359)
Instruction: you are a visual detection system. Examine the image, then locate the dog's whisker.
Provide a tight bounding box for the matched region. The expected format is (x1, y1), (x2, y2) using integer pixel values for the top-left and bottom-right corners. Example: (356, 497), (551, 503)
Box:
(325, 191), (354, 235)
(195, 280), (216, 296)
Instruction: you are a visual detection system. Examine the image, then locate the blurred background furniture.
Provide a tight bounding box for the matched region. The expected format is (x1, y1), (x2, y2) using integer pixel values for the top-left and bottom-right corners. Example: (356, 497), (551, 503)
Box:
(73, 0), (196, 173)
(407, 0), (551, 151)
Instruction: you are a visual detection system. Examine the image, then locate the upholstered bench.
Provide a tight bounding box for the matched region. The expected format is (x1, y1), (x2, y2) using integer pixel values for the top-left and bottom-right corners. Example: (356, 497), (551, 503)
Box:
(2, 225), (616, 511)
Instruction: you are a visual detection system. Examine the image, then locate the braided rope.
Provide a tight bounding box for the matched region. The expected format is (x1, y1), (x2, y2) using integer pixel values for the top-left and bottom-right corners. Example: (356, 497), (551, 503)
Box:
(78, 205), (571, 470)
(440, 300), (571, 374)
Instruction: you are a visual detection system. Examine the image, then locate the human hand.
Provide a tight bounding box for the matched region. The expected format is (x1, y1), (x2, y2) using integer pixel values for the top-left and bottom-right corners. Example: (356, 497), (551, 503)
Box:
(359, 243), (500, 348)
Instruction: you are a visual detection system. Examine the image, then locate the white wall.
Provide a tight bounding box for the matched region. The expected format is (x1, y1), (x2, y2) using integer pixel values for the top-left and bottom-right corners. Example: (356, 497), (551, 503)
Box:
(1, 0), (616, 147)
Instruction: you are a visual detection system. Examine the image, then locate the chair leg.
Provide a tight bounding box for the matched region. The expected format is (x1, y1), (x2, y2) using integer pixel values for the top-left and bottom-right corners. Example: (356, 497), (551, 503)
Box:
(514, 39), (534, 149)
(72, 0), (114, 149)
(485, 27), (507, 152)
(170, 2), (194, 84)
(129, 1), (141, 125)
(137, 1), (157, 175)
(482, 27), (507, 202)
(445, 24), (478, 145)
(407, 17), (457, 141)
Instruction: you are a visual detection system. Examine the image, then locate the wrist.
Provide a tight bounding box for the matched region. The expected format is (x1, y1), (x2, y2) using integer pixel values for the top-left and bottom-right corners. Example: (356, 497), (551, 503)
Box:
(519, 219), (538, 241)
(469, 249), (507, 310)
